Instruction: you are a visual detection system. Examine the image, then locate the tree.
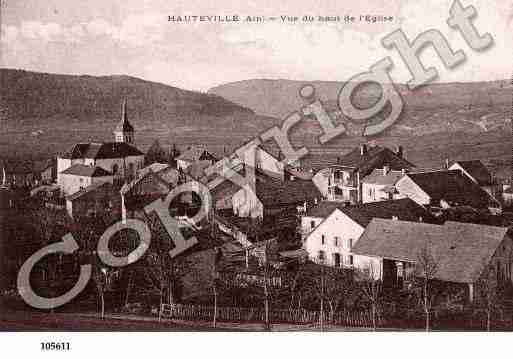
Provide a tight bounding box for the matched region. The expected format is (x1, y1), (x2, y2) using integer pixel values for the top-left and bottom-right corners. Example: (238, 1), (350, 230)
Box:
(145, 139), (167, 166)
(358, 263), (383, 331)
(415, 245), (439, 331)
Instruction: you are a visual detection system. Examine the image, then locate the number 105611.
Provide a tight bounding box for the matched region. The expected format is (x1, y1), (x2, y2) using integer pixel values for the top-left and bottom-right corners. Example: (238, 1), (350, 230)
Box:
(41, 342), (70, 351)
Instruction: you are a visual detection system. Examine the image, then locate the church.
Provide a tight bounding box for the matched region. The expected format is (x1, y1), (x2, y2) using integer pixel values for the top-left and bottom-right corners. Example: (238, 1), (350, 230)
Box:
(57, 100), (145, 196)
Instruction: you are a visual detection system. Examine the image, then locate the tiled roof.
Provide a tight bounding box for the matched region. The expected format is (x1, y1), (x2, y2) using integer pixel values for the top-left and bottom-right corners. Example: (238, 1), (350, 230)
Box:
(176, 145), (217, 163)
(452, 160), (492, 186)
(60, 164), (112, 177)
(341, 198), (434, 227)
(256, 177), (321, 207)
(352, 218), (508, 284)
(61, 142), (143, 159)
(335, 145), (414, 171)
(65, 181), (112, 201)
(362, 169), (406, 186)
(403, 170), (496, 209)
(306, 198), (434, 225)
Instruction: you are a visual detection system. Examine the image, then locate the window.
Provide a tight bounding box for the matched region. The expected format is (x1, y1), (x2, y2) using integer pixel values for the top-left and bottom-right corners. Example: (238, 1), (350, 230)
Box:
(112, 164), (119, 175)
(334, 236), (339, 247)
(321, 235), (325, 245)
(348, 238), (353, 250)
(333, 253), (341, 267)
(310, 220), (316, 229)
(349, 255), (354, 266)
(318, 250), (325, 262)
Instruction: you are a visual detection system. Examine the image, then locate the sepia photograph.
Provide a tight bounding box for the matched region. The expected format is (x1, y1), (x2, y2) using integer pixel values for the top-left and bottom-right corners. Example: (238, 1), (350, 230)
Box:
(1, 0), (512, 356)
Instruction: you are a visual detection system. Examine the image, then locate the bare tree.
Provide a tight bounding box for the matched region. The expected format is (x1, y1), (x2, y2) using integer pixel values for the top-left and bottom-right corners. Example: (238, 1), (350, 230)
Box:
(416, 245), (439, 332)
(359, 262), (382, 331)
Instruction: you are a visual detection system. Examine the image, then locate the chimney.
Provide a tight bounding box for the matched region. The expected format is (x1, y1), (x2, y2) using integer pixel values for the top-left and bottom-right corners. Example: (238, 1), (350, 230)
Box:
(383, 165), (390, 176)
(336, 156), (341, 164)
(445, 158), (450, 169)
(360, 144), (367, 156)
(401, 168), (406, 175)
(396, 145), (403, 158)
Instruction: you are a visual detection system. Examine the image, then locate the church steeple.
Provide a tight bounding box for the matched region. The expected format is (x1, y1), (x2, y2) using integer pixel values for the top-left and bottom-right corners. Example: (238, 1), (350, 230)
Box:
(114, 99), (135, 144)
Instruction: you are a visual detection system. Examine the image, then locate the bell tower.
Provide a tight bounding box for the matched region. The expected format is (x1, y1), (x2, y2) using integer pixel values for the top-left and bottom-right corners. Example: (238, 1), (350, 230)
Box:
(113, 99), (135, 144)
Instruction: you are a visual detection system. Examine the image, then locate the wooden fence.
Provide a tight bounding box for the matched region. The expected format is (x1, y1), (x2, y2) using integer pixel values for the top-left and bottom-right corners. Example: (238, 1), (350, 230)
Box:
(160, 303), (382, 328)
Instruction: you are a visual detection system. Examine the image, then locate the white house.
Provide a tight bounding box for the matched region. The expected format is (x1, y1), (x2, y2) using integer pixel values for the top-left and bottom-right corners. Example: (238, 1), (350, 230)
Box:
(57, 99), (145, 194)
(361, 167), (407, 203)
(302, 198), (433, 278)
(312, 144), (414, 204)
(58, 164), (113, 196)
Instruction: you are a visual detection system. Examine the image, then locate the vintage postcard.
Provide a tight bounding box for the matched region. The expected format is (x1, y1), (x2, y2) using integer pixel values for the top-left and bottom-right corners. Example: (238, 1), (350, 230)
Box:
(0, 0), (512, 357)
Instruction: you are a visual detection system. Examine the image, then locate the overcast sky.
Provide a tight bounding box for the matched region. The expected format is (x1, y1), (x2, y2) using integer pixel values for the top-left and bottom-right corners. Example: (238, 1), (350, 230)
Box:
(1, 0), (512, 91)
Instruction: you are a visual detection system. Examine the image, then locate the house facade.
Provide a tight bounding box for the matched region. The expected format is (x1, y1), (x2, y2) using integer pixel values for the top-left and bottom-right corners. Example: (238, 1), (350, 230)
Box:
(58, 164), (113, 196)
(312, 144), (414, 204)
(352, 218), (513, 302)
(302, 198), (434, 279)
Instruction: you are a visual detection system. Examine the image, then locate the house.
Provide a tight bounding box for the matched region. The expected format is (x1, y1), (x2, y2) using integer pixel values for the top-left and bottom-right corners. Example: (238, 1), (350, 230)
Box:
(231, 175), (321, 220)
(351, 218), (513, 302)
(33, 158), (56, 185)
(57, 100), (145, 192)
(302, 198), (434, 274)
(0, 159), (36, 187)
(176, 145), (217, 171)
(65, 182), (121, 219)
(395, 169), (501, 213)
(120, 165), (180, 221)
(449, 160), (502, 203)
(312, 144), (414, 204)
(361, 167), (408, 203)
(58, 164), (113, 196)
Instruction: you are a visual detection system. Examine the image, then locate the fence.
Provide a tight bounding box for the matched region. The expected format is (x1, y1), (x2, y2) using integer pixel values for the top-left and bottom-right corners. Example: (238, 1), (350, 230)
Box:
(160, 303), (381, 328)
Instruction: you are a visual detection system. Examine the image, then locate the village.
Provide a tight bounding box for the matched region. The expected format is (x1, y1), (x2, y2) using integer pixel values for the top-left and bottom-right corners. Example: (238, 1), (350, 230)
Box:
(1, 98), (513, 331)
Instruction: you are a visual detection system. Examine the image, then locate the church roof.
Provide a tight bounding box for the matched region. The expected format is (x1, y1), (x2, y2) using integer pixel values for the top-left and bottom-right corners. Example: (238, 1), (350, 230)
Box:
(61, 142), (143, 159)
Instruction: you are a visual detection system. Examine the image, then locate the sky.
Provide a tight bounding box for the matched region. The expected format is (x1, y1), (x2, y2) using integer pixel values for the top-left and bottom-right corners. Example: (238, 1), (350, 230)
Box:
(1, 0), (512, 91)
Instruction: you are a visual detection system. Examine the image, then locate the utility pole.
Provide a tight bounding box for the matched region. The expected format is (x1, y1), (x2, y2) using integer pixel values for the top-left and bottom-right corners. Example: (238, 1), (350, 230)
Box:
(320, 261), (325, 331)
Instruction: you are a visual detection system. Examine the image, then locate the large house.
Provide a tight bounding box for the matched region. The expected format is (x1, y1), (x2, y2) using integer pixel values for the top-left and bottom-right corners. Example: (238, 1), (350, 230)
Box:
(352, 218), (513, 303)
(57, 100), (145, 196)
(302, 198), (434, 274)
(312, 144), (414, 204)
(395, 169), (501, 213)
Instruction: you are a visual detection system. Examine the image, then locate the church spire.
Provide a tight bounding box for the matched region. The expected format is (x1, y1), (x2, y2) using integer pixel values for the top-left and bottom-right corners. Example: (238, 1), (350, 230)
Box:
(114, 98), (135, 144)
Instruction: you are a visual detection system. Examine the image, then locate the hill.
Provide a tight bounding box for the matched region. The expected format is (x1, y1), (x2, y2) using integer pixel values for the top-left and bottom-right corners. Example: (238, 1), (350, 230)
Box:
(0, 69), (279, 157)
(208, 79), (511, 137)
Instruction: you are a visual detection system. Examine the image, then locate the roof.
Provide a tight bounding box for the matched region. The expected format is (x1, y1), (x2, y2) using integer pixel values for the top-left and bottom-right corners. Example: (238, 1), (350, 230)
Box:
(306, 201), (347, 218)
(331, 145), (414, 174)
(403, 169), (496, 209)
(306, 198), (434, 225)
(362, 168), (405, 186)
(60, 164), (112, 177)
(341, 198), (434, 227)
(255, 177), (321, 207)
(451, 160), (492, 186)
(138, 162), (170, 176)
(61, 142), (143, 160)
(65, 181), (113, 201)
(352, 218), (508, 284)
(176, 145), (217, 163)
